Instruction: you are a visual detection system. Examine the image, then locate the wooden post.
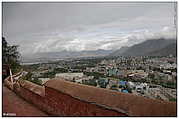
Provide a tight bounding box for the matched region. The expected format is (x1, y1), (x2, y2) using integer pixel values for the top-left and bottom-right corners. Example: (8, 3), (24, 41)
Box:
(9, 69), (14, 89)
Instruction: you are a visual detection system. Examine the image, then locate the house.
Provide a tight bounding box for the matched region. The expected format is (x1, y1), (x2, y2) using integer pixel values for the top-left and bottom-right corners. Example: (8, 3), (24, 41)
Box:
(119, 80), (126, 87)
(107, 68), (118, 76)
(127, 70), (148, 79)
(75, 78), (83, 84)
(126, 81), (135, 89)
(135, 83), (148, 94)
(136, 85), (144, 94)
(108, 79), (118, 87)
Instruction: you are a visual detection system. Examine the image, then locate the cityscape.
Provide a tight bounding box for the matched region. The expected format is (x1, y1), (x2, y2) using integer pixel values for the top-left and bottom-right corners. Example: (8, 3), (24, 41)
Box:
(2, 2), (177, 117)
(24, 54), (177, 102)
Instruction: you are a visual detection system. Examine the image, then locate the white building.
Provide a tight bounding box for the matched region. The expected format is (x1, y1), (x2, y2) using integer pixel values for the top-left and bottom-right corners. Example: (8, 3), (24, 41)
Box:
(75, 79), (83, 83)
(55, 73), (84, 81)
(56, 73), (83, 78)
(126, 81), (135, 89)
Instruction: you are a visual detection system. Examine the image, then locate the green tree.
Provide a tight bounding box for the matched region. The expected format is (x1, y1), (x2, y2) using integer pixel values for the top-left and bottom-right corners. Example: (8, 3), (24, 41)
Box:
(110, 84), (118, 90)
(82, 79), (97, 86)
(31, 78), (42, 85)
(2, 37), (21, 73)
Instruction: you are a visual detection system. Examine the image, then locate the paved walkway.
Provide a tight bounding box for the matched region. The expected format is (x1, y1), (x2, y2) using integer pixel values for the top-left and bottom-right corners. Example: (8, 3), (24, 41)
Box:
(3, 85), (48, 117)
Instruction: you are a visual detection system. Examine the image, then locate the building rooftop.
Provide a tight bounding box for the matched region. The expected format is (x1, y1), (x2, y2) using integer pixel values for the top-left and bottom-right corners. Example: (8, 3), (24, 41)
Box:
(119, 80), (126, 86)
(44, 79), (176, 116)
(121, 89), (128, 93)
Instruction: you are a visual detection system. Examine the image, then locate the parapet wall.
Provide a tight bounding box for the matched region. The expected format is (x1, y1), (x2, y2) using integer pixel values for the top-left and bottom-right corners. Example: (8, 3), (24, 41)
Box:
(4, 77), (176, 116)
(45, 86), (125, 116)
(44, 79), (176, 116)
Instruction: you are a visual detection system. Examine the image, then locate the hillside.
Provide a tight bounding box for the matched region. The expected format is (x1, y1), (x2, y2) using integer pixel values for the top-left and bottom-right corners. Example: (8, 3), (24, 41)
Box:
(109, 38), (176, 57)
(108, 46), (129, 56)
(148, 43), (177, 56)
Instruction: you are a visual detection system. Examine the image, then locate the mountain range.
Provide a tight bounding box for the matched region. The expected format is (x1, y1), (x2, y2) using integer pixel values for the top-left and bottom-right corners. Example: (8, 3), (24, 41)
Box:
(22, 49), (114, 63)
(22, 38), (177, 63)
(109, 38), (176, 57)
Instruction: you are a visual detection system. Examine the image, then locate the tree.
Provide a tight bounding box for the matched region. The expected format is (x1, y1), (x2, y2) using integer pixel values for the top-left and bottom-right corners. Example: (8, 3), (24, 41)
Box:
(2, 37), (21, 73)
(2, 37), (8, 63)
(110, 84), (118, 90)
(82, 79), (97, 86)
(31, 78), (42, 85)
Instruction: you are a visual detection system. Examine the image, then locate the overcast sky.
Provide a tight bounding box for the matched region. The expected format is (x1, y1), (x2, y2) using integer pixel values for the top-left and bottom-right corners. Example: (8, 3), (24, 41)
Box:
(3, 2), (176, 56)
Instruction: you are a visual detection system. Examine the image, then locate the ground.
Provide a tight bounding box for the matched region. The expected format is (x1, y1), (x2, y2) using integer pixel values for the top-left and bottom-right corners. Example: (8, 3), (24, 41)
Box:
(2, 85), (48, 117)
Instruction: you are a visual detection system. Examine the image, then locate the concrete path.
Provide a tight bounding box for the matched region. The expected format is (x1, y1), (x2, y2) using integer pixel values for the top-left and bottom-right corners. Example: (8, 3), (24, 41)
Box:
(3, 85), (48, 117)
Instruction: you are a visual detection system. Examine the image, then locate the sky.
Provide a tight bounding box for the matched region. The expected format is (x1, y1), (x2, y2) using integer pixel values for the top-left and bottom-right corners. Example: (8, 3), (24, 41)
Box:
(2, 2), (176, 56)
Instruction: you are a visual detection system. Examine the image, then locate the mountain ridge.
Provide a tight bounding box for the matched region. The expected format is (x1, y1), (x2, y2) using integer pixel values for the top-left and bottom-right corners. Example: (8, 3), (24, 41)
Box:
(109, 38), (176, 57)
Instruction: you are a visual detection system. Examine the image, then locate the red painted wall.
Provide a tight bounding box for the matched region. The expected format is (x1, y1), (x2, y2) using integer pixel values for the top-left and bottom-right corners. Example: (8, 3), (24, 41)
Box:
(11, 81), (126, 116)
(5, 79), (176, 116)
(14, 86), (49, 114)
(44, 87), (126, 116)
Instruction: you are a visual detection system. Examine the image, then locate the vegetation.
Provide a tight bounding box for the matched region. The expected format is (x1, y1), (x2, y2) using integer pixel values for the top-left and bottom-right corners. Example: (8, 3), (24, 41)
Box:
(39, 71), (56, 78)
(21, 72), (32, 80)
(82, 79), (97, 86)
(160, 81), (176, 89)
(39, 68), (68, 78)
(152, 67), (163, 73)
(110, 84), (118, 90)
(22, 64), (40, 72)
(2, 37), (21, 73)
(169, 97), (177, 102)
(97, 79), (107, 88)
(19, 72), (42, 85)
(30, 77), (42, 86)
(72, 65), (88, 70)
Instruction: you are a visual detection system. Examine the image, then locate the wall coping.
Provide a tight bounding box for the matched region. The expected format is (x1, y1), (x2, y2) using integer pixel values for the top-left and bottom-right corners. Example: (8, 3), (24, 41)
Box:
(19, 80), (45, 97)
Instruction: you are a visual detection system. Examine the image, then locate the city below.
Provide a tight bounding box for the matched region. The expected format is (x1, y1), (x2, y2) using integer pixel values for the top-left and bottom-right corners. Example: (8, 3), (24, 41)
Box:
(22, 55), (177, 102)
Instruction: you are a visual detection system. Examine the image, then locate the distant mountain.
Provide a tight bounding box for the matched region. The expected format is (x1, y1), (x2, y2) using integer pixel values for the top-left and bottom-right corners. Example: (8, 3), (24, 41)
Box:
(147, 43), (177, 56)
(22, 38), (177, 63)
(118, 38), (176, 57)
(22, 49), (114, 63)
(108, 46), (129, 56)
(35, 49), (114, 58)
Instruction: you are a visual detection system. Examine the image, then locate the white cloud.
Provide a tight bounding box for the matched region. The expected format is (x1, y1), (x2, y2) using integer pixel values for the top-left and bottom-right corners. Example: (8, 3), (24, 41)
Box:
(20, 24), (176, 55)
